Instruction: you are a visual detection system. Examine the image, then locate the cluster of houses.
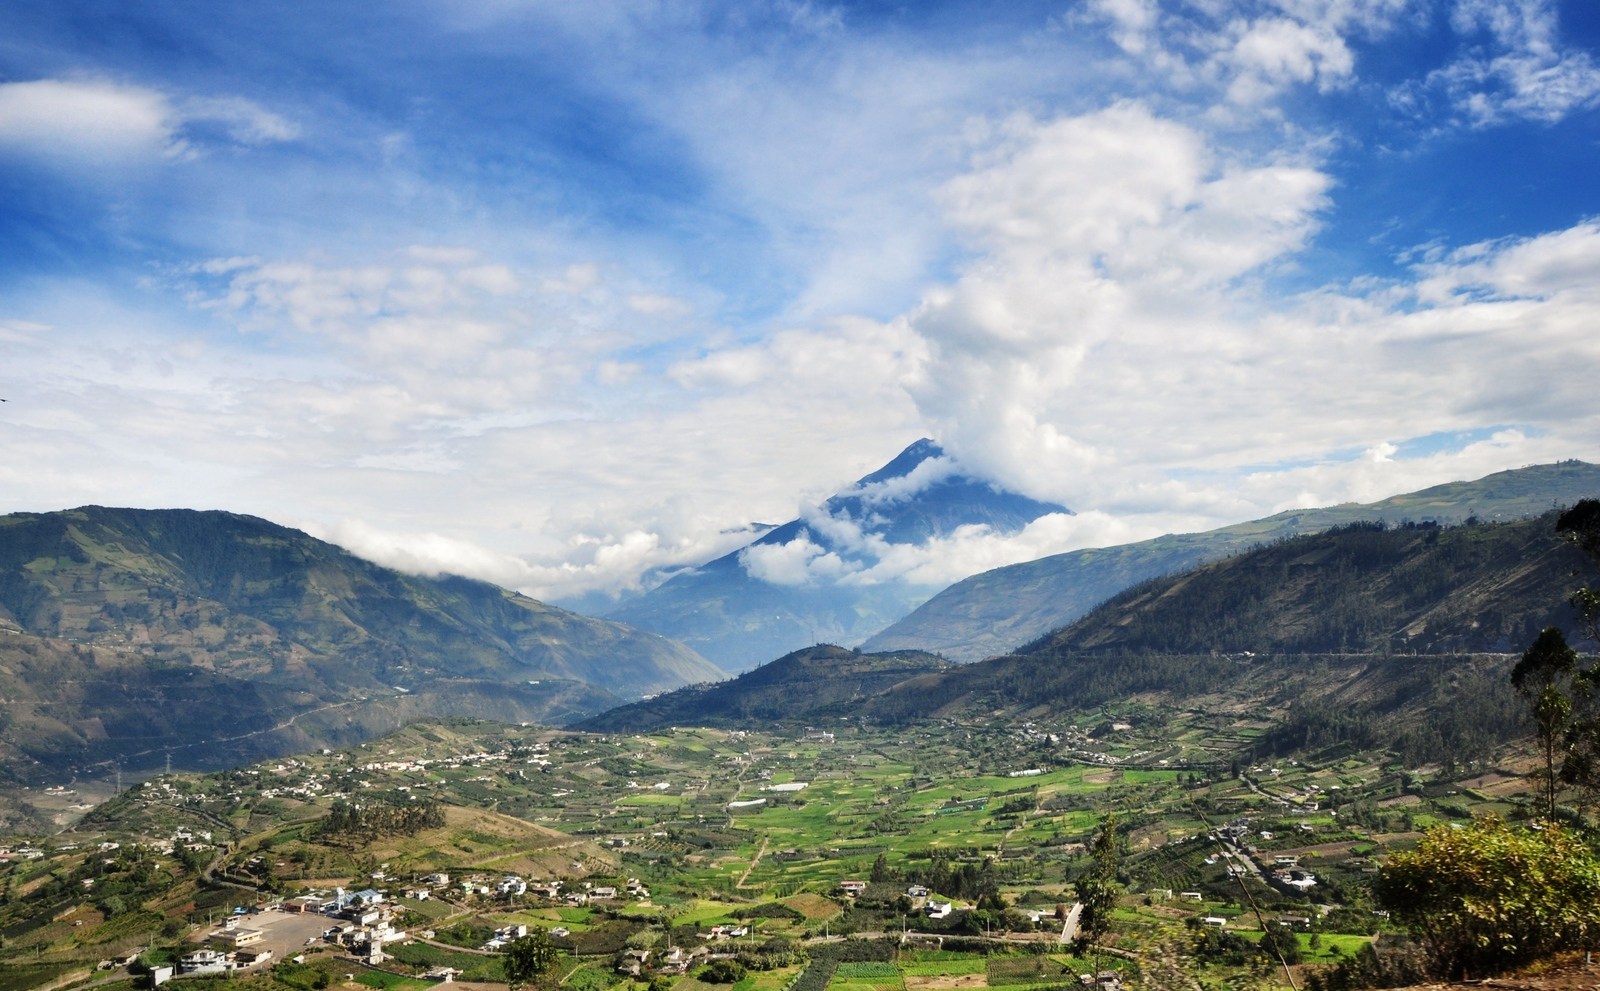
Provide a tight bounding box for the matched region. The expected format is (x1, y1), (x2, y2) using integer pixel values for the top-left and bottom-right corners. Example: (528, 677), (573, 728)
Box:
(1270, 858), (1319, 893)
(837, 880), (955, 919)
(614, 942), (706, 977)
(1207, 820), (1320, 893)
(479, 923), (532, 952)
(450, 873), (650, 904)
(173, 915), (280, 978)
(173, 945), (274, 979)
(283, 887), (408, 961)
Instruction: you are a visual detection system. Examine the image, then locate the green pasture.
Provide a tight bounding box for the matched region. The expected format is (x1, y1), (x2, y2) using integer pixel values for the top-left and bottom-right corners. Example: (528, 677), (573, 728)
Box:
(897, 957), (989, 977)
(1294, 932), (1374, 963)
(830, 960), (905, 991)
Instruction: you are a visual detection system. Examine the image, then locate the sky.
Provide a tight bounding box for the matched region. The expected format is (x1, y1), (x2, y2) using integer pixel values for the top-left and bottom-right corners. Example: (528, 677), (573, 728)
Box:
(2, 0), (1599, 606)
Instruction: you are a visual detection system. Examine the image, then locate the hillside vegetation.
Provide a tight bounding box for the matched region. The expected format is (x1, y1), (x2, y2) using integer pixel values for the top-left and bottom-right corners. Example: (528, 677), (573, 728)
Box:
(0, 506), (719, 788)
(601, 513), (1590, 769)
(864, 459), (1600, 660)
(576, 644), (951, 732)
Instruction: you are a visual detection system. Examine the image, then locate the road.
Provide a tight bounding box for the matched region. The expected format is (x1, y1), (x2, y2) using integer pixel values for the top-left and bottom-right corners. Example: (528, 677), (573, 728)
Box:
(1059, 901), (1082, 945)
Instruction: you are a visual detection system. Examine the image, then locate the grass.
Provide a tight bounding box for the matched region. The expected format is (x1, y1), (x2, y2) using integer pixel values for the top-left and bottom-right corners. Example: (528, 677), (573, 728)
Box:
(987, 957), (1075, 986)
(0, 962), (85, 991)
(783, 894), (843, 921)
(354, 970), (431, 991)
(383, 941), (507, 982)
(898, 959), (989, 977)
(1297, 932), (1374, 963)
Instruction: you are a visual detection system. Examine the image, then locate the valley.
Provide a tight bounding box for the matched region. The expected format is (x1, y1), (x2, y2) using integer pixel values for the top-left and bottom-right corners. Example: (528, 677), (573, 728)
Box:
(0, 697), (1545, 991)
(3, 467), (1599, 991)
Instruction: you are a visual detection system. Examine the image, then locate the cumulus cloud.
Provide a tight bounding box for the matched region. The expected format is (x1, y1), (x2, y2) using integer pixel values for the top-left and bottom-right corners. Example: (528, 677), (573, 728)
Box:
(847, 456), (961, 509)
(627, 292), (692, 316)
(1080, 0), (1405, 109)
(7, 2), (1600, 616)
(738, 532), (859, 586)
(841, 511), (1147, 588)
(540, 263), (601, 295)
(908, 103), (1331, 501)
(1219, 16), (1356, 104)
(311, 518), (538, 586)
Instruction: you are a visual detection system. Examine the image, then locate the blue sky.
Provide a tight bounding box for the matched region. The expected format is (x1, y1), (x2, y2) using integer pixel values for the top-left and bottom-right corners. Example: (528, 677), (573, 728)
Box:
(2, 0), (1599, 603)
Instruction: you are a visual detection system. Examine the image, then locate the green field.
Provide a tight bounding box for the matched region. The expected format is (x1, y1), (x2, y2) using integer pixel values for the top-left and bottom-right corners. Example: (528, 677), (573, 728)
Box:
(0, 712), (1553, 991)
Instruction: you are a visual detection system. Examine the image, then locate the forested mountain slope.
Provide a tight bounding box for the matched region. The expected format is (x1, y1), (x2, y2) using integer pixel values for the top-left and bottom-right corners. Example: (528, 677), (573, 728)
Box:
(857, 513), (1591, 764)
(864, 460), (1600, 661)
(0, 506), (719, 783)
(575, 644), (951, 732)
(583, 514), (1588, 768)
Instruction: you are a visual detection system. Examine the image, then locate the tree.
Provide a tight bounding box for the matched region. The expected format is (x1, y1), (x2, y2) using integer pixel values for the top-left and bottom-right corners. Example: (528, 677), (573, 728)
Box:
(1072, 812), (1120, 964)
(1257, 925), (1303, 966)
(1511, 502), (1600, 819)
(1512, 626), (1579, 818)
(702, 960), (747, 983)
(1374, 815), (1600, 979)
(869, 853), (893, 883)
(504, 930), (558, 991)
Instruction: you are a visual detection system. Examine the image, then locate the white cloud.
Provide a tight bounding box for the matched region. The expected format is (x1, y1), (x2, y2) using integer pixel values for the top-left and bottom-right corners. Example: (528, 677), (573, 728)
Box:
(1412, 218), (1600, 303)
(909, 103), (1332, 501)
(0, 78), (296, 168)
(1078, 0), (1406, 110)
(1091, 0), (1160, 56)
(180, 95), (301, 144)
(0, 79), (173, 163)
(848, 456), (961, 508)
(627, 292), (692, 316)
(1409, 0), (1600, 125)
(310, 518), (536, 585)
(739, 533), (858, 586)
(667, 346), (774, 391)
(5, 3), (1600, 617)
(540, 263), (601, 295)
(840, 511), (1151, 588)
(1219, 16), (1356, 104)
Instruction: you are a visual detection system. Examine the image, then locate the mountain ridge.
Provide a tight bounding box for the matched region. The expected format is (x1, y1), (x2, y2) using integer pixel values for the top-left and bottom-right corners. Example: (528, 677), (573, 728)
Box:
(589, 511), (1588, 767)
(0, 505), (720, 783)
(863, 459), (1600, 661)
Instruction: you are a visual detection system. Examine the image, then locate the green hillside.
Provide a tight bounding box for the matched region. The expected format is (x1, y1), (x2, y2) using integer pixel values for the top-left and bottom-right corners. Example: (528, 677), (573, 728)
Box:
(590, 513), (1592, 770)
(576, 644), (951, 732)
(0, 506), (720, 787)
(863, 459), (1600, 661)
(857, 512), (1594, 765)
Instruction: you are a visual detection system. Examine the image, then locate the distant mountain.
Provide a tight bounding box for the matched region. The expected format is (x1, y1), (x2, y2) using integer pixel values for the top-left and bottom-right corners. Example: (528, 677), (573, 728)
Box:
(0, 506), (721, 784)
(863, 459), (1600, 661)
(602, 439), (1070, 673)
(574, 644), (951, 733)
(588, 514), (1590, 768)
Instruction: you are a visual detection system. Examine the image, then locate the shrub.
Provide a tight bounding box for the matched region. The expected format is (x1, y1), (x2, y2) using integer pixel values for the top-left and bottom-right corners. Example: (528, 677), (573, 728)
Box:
(1375, 815), (1600, 979)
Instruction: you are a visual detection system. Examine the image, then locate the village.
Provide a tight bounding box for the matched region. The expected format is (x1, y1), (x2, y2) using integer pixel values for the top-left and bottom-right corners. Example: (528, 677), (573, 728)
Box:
(0, 714), (1530, 991)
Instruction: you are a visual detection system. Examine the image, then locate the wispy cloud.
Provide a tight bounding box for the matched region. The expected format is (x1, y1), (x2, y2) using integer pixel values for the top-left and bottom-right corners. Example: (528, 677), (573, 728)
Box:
(1393, 0), (1600, 125)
